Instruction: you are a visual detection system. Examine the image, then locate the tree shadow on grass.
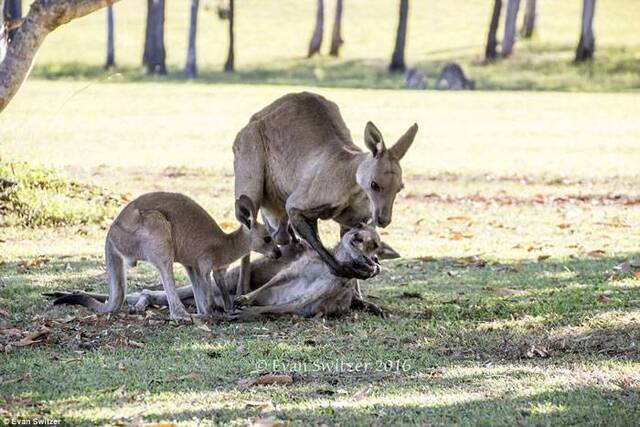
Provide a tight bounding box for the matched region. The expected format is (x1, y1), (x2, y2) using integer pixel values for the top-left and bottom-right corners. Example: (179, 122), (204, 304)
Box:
(143, 386), (640, 425)
(1, 253), (639, 423)
(28, 45), (640, 92)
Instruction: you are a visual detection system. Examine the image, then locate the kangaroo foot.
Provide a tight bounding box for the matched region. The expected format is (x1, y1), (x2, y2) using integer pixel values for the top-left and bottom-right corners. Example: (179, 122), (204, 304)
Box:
(351, 296), (388, 318)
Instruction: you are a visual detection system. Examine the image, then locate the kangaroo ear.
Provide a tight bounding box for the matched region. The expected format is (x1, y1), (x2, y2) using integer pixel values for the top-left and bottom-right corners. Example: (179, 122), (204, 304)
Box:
(364, 121), (386, 157)
(389, 123), (418, 161)
(376, 241), (401, 260)
(235, 195), (256, 229)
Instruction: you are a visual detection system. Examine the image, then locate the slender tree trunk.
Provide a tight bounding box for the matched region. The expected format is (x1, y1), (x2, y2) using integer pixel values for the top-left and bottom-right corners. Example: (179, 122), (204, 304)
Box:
(501, 0), (520, 58)
(143, 0), (166, 74)
(0, 0), (120, 113)
(485, 0), (502, 62)
(223, 0), (234, 72)
(389, 0), (408, 72)
(185, 0), (199, 78)
(0, 0), (6, 64)
(520, 0), (536, 38)
(105, 5), (115, 68)
(575, 0), (596, 62)
(307, 0), (323, 57)
(329, 0), (343, 56)
(4, 0), (20, 40)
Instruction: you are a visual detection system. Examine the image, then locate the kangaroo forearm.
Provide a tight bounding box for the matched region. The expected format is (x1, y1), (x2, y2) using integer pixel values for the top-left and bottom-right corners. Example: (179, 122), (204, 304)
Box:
(289, 210), (340, 270)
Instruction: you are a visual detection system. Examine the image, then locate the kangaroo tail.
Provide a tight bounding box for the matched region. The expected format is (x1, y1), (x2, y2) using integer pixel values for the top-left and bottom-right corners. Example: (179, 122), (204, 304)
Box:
(54, 240), (126, 313)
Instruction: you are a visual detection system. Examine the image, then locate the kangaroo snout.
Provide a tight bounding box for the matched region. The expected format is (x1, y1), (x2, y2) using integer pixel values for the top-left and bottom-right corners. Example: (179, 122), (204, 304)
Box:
(376, 215), (391, 228)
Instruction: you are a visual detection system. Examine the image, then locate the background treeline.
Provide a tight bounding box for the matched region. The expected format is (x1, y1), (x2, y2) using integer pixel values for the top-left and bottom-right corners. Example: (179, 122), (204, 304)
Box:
(3, 0), (639, 91)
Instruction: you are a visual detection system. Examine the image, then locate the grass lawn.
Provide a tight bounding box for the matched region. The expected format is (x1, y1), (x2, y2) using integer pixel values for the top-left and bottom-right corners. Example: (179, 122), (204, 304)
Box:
(1, 80), (640, 425)
(25, 0), (640, 91)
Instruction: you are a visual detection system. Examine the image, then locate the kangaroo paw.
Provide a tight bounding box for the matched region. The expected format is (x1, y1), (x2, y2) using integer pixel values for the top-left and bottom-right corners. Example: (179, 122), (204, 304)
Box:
(351, 297), (388, 318)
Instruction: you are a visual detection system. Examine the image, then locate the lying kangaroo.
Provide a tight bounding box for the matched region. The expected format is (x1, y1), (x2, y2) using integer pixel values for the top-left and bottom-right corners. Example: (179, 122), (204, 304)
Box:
(233, 92), (418, 286)
(48, 241), (309, 312)
(435, 63), (475, 90)
(53, 192), (281, 321)
(47, 239), (400, 316)
(236, 224), (382, 318)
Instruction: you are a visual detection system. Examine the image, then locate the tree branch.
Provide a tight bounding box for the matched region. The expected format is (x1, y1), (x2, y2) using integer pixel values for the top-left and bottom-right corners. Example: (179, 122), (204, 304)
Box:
(0, 0), (119, 112)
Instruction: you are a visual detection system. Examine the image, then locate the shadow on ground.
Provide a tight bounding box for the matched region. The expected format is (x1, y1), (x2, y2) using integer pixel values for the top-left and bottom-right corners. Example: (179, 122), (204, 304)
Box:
(29, 45), (640, 92)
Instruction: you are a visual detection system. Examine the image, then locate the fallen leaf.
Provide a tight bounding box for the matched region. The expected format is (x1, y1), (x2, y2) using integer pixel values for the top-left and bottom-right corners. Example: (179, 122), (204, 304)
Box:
(461, 255), (486, 267)
(60, 314), (76, 324)
(447, 215), (472, 222)
(179, 372), (201, 381)
(14, 327), (49, 347)
(526, 345), (549, 358)
(596, 294), (612, 304)
(482, 286), (525, 296)
(635, 272), (640, 280)
(251, 374), (293, 386)
(197, 324), (211, 333)
(418, 256), (437, 262)
(352, 385), (371, 401)
(243, 400), (275, 411)
(399, 291), (422, 299)
(587, 249), (606, 258)
(127, 339), (145, 348)
(537, 255), (551, 262)
(449, 232), (463, 241)
(120, 192), (132, 203)
(557, 223), (571, 229)
(248, 417), (283, 427)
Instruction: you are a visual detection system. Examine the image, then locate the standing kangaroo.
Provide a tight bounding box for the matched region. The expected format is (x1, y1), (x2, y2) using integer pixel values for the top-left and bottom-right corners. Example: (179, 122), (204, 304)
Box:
(52, 192), (281, 321)
(233, 92), (418, 288)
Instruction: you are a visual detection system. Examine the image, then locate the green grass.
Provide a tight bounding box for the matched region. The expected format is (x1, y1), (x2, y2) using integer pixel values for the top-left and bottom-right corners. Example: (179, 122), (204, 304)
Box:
(1, 81), (640, 424)
(0, 159), (119, 227)
(21, 0), (640, 91)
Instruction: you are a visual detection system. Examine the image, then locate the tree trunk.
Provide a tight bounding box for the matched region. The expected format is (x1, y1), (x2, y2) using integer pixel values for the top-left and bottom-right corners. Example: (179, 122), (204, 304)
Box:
(105, 5), (115, 68)
(307, 0), (323, 57)
(223, 0), (234, 72)
(185, 0), (199, 78)
(501, 0), (520, 58)
(0, 0), (6, 64)
(329, 0), (343, 56)
(520, 0), (536, 38)
(485, 0), (502, 62)
(389, 0), (408, 72)
(4, 0), (20, 40)
(575, 0), (596, 62)
(0, 0), (120, 113)
(143, 0), (166, 74)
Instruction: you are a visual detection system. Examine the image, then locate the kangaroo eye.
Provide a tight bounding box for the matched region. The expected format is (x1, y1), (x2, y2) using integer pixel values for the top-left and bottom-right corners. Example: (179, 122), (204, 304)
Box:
(371, 181), (381, 192)
(351, 235), (363, 245)
(264, 236), (272, 244)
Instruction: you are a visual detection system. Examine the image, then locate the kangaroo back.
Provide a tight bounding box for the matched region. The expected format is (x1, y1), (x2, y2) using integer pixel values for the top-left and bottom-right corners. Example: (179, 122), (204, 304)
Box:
(436, 63), (474, 90)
